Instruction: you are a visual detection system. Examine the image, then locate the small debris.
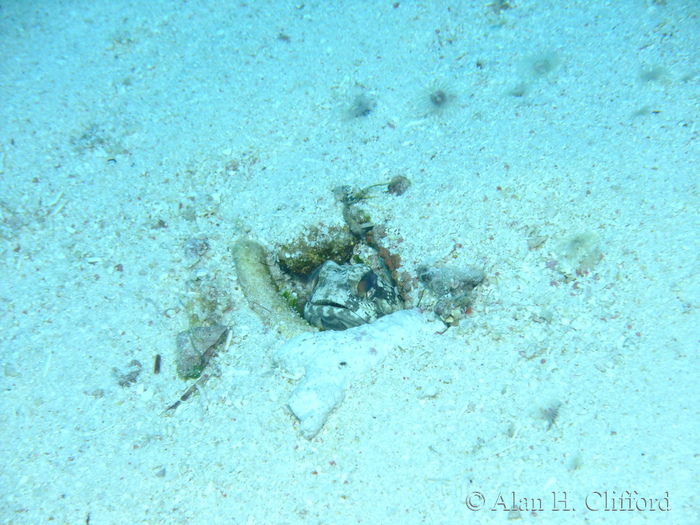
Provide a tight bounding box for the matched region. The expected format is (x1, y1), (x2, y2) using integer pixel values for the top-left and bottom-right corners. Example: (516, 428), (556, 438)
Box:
(559, 231), (601, 273)
(527, 235), (548, 250)
(183, 236), (210, 266)
(387, 175), (411, 196)
(347, 92), (376, 118)
(332, 183), (386, 206)
(164, 326), (231, 414)
(540, 402), (562, 431)
(164, 373), (211, 414)
(342, 204), (374, 236)
(507, 509), (522, 520)
(417, 264), (485, 324)
(4, 364), (20, 377)
(114, 360), (142, 387)
(418, 264), (485, 297)
(176, 325), (228, 380)
(418, 385), (440, 399)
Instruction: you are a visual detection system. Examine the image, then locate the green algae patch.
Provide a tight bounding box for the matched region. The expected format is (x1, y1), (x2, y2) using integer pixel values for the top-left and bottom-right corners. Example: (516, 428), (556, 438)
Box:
(277, 225), (357, 276)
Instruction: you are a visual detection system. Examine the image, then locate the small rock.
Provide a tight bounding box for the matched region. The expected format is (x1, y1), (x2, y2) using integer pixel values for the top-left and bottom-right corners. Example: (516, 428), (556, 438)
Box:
(275, 309), (442, 439)
(418, 385), (440, 399)
(387, 175), (411, 196)
(176, 325), (227, 380)
(114, 360), (142, 387)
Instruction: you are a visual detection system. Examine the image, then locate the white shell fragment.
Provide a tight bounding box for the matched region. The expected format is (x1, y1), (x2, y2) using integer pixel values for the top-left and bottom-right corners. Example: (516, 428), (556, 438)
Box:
(274, 309), (441, 439)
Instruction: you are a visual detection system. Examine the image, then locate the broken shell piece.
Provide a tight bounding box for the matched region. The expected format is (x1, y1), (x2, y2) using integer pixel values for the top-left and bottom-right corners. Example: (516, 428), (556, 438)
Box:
(176, 325), (227, 379)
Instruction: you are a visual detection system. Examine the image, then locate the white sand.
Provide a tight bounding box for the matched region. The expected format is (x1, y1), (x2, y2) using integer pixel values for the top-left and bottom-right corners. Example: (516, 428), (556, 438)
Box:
(1, 0), (698, 522)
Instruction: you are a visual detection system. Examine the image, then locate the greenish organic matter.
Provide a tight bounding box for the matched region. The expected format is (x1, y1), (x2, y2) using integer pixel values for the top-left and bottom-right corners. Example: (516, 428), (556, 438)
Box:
(277, 226), (357, 276)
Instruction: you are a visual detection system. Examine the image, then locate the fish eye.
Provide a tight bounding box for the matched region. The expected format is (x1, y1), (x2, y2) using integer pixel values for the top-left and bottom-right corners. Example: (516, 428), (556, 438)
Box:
(308, 266), (323, 290)
(356, 271), (377, 298)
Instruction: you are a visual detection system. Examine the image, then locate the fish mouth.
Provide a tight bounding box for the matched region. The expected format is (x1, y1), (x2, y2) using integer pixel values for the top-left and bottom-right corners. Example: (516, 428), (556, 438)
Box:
(305, 302), (372, 330)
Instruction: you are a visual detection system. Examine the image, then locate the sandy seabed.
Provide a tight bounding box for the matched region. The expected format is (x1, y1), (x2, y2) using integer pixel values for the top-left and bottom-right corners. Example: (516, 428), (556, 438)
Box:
(1, 1), (698, 523)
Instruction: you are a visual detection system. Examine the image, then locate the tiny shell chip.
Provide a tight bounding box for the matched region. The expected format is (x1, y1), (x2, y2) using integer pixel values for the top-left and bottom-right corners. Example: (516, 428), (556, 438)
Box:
(176, 325), (227, 379)
(184, 236), (210, 260)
